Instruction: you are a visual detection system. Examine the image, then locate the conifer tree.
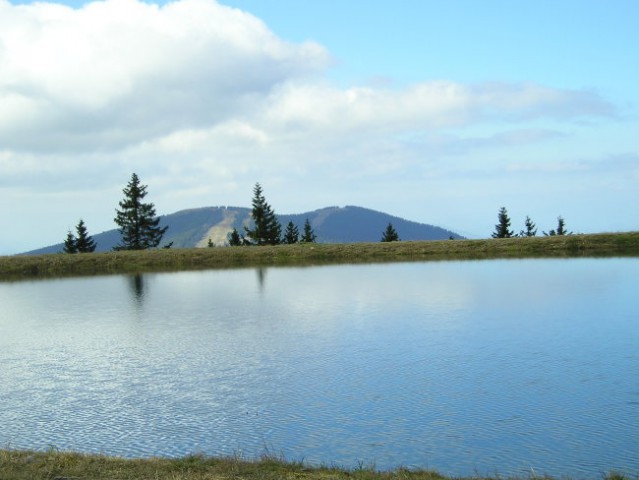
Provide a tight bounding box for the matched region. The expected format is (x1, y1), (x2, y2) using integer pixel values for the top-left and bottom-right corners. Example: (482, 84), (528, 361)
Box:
(75, 219), (97, 253)
(283, 221), (299, 244)
(300, 218), (317, 243)
(520, 215), (537, 237)
(492, 207), (513, 238)
(114, 173), (168, 250)
(227, 228), (243, 246)
(381, 222), (400, 242)
(544, 216), (571, 236)
(244, 183), (281, 245)
(556, 216), (570, 235)
(63, 230), (77, 254)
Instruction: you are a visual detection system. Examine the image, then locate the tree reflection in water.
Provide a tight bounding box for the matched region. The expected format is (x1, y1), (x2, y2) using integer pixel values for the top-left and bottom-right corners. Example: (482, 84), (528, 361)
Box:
(255, 267), (266, 292)
(128, 274), (146, 305)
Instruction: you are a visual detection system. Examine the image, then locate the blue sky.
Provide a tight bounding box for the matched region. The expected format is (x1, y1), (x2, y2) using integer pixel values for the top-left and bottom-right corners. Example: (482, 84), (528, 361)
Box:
(0, 0), (637, 254)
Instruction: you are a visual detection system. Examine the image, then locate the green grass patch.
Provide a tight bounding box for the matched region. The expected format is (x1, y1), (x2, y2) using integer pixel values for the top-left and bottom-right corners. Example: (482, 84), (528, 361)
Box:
(0, 449), (634, 480)
(0, 449), (445, 480)
(2, 232), (639, 280)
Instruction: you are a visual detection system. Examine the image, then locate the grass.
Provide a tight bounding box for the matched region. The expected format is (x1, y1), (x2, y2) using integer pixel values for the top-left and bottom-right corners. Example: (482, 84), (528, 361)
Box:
(2, 232), (639, 280)
(1, 449), (635, 480)
(0, 449), (446, 480)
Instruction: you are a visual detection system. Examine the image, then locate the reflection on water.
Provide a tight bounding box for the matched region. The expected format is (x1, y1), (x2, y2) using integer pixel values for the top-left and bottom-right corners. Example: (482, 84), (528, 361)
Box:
(0, 259), (638, 479)
(128, 274), (146, 304)
(255, 267), (266, 291)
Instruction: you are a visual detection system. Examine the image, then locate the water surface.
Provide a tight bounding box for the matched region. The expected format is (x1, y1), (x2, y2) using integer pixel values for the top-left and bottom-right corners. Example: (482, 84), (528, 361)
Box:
(1, 259), (637, 478)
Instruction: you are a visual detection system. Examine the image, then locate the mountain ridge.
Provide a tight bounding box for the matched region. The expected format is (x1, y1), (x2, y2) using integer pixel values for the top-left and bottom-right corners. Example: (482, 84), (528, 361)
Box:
(24, 205), (463, 255)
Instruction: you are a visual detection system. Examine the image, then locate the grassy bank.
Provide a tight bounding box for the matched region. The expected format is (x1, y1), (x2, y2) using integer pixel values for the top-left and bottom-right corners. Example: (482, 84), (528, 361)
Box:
(2, 232), (639, 280)
(0, 449), (633, 480)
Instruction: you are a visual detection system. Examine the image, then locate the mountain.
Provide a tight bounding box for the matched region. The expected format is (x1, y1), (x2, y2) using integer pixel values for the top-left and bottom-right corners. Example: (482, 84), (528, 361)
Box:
(23, 205), (463, 254)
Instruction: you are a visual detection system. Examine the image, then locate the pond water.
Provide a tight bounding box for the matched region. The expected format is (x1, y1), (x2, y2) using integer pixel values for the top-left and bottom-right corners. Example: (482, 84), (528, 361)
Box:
(1, 259), (638, 478)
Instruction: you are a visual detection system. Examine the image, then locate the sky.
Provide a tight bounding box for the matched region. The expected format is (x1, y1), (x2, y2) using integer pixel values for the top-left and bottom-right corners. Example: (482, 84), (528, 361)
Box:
(1, 0), (637, 254)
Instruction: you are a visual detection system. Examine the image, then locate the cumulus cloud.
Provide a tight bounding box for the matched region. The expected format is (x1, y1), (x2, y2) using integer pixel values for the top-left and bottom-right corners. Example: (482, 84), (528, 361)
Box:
(0, 0), (330, 151)
(0, 0), (613, 155)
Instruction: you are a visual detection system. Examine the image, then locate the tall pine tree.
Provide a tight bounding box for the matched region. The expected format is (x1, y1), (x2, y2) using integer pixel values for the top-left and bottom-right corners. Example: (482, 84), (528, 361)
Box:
(62, 219), (97, 253)
(244, 183), (281, 246)
(544, 216), (571, 236)
(283, 221), (299, 244)
(227, 228), (243, 246)
(114, 173), (168, 250)
(300, 218), (317, 243)
(63, 230), (77, 253)
(555, 216), (570, 235)
(492, 207), (514, 238)
(381, 222), (400, 242)
(520, 215), (537, 237)
(75, 219), (97, 253)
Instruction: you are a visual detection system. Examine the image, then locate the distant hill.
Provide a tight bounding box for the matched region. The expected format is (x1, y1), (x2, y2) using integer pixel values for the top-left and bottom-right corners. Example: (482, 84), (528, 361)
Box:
(23, 205), (463, 255)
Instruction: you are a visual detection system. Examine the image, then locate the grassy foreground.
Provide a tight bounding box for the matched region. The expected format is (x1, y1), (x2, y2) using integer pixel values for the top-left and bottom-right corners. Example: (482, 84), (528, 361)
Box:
(2, 232), (639, 280)
(0, 449), (633, 480)
(1, 450), (439, 480)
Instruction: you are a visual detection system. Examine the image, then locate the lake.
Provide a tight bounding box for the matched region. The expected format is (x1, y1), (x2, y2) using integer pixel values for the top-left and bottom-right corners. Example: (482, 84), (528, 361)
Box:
(1, 258), (637, 478)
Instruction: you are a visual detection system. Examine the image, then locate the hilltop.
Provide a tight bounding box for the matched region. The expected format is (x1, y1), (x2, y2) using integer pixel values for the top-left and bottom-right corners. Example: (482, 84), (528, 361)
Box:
(24, 205), (462, 254)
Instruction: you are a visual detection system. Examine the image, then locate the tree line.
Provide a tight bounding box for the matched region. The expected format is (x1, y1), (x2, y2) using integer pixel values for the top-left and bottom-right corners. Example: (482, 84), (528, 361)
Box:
(62, 175), (580, 254)
(223, 183), (402, 246)
(62, 176), (327, 253)
(492, 206), (572, 238)
(219, 182), (318, 246)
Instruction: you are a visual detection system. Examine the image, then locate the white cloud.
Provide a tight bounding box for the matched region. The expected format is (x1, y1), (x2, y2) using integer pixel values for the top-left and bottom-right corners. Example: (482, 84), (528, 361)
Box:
(0, 0), (612, 156)
(255, 81), (613, 137)
(115, 79), (612, 188)
(0, 0), (330, 151)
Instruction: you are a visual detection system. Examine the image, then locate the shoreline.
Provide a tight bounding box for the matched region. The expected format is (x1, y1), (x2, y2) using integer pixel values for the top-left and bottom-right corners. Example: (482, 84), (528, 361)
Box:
(2, 232), (639, 280)
(0, 448), (633, 480)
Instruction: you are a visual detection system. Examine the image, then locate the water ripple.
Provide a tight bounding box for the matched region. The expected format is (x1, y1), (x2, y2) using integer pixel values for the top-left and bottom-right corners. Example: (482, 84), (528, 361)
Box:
(1, 260), (638, 479)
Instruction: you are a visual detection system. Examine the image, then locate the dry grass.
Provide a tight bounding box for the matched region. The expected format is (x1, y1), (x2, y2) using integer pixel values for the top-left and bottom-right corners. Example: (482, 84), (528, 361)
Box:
(1, 449), (634, 480)
(2, 232), (639, 280)
(0, 449), (449, 480)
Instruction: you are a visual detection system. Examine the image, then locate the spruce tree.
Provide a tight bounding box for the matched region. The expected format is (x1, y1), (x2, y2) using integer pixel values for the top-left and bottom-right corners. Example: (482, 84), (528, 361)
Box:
(492, 207), (513, 238)
(63, 230), (77, 253)
(520, 216), (537, 237)
(227, 228), (243, 246)
(244, 183), (281, 245)
(283, 221), (299, 244)
(545, 216), (571, 236)
(75, 219), (97, 253)
(556, 216), (570, 235)
(300, 218), (317, 243)
(114, 173), (168, 250)
(381, 222), (400, 242)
